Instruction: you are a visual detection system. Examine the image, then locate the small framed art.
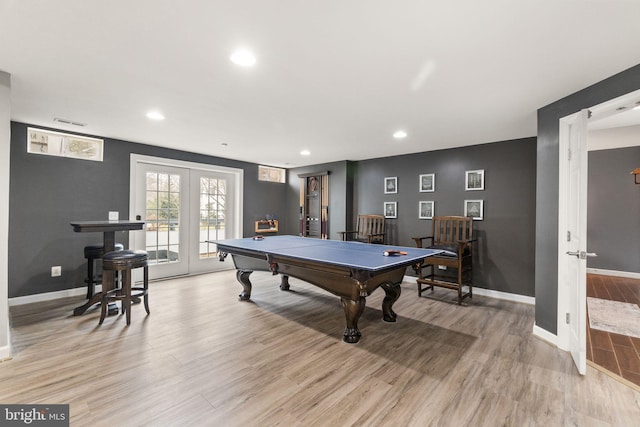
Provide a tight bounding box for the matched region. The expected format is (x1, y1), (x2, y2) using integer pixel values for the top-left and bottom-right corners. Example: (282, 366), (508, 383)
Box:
(419, 174), (435, 192)
(465, 169), (484, 191)
(464, 199), (484, 220)
(384, 176), (398, 194)
(419, 201), (434, 219)
(384, 202), (397, 218)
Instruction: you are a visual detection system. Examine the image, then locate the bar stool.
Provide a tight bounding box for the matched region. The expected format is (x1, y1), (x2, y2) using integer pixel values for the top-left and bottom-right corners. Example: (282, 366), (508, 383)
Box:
(84, 243), (124, 299)
(99, 250), (150, 326)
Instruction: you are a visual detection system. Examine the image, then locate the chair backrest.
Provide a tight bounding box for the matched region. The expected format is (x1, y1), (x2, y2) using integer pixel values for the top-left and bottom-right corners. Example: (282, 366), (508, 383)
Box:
(432, 215), (473, 245)
(356, 214), (385, 240)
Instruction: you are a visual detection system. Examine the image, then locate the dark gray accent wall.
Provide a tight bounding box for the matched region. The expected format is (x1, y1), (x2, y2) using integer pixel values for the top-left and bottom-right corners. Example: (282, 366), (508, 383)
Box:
(9, 122), (287, 298)
(284, 161), (351, 241)
(587, 146), (640, 273)
(352, 138), (537, 296)
(536, 64), (640, 334)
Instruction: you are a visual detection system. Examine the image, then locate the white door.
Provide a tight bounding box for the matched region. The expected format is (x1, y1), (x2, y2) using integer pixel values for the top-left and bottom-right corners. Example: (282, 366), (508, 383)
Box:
(189, 169), (236, 274)
(131, 155), (244, 280)
(135, 163), (190, 280)
(558, 109), (590, 375)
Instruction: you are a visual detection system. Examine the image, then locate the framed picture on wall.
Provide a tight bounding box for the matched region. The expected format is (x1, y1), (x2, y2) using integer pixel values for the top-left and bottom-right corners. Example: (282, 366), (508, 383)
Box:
(384, 176), (398, 194)
(419, 201), (434, 219)
(384, 201), (397, 218)
(419, 173), (435, 192)
(464, 199), (484, 220)
(465, 169), (484, 191)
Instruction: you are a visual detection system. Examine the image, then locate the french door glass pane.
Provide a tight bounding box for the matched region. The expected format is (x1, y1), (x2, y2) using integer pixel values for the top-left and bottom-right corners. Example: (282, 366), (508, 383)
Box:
(199, 176), (227, 259)
(145, 172), (181, 265)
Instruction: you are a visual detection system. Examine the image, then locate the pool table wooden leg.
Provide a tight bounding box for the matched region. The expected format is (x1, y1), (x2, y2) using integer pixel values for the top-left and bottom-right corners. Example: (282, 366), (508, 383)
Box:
(381, 282), (401, 322)
(236, 269), (253, 300)
(279, 275), (290, 291)
(341, 296), (365, 344)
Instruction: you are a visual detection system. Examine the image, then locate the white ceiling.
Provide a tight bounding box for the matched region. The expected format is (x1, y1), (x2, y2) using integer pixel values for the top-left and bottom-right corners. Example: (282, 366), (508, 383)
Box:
(2, 1), (640, 168)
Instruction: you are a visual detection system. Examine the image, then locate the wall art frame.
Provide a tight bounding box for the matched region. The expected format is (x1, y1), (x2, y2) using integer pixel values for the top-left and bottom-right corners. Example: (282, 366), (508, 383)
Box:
(419, 173), (435, 192)
(465, 169), (484, 191)
(384, 201), (397, 218)
(419, 201), (434, 219)
(464, 199), (484, 220)
(384, 176), (398, 194)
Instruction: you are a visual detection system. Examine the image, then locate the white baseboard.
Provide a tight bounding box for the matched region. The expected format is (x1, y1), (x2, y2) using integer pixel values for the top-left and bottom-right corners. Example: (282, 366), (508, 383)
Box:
(532, 323), (558, 346)
(473, 287), (535, 305)
(9, 286), (94, 307)
(402, 275), (535, 305)
(0, 345), (10, 361)
(586, 268), (640, 280)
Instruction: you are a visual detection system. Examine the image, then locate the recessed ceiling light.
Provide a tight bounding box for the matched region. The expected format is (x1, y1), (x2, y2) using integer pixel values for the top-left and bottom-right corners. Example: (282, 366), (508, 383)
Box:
(633, 104), (640, 111)
(146, 111), (165, 121)
(230, 50), (256, 67)
(393, 130), (407, 139)
(300, 150), (311, 156)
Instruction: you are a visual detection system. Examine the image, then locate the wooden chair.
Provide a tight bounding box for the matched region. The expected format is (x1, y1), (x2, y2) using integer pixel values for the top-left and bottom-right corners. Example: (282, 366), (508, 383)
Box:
(412, 215), (474, 304)
(339, 214), (386, 244)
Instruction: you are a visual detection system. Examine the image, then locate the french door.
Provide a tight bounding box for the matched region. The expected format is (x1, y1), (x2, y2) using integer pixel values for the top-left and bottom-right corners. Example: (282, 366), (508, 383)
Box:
(130, 155), (243, 280)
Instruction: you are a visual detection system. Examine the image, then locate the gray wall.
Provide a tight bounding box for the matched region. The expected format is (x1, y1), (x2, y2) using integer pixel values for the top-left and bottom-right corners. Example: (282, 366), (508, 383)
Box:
(587, 146), (640, 273)
(9, 122), (287, 298)
(352, 138), (537, 296)
(535, 63), (640, 334)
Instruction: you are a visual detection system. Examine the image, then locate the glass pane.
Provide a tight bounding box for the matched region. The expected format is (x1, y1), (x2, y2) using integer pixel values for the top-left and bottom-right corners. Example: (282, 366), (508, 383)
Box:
(156, 245), (169, 262)
(146, 192), (158, 209)
(146, 172), (158, 191)
(169, 225), (179, 244)
(146, 248), (158, 265)
(146, 229), (158, 246)
(156, 191), (168, 209)
(160, 174), (171, 191)
(169, 174), (180, 192)
(200, 194), (209, 210)
(169, 191), (180, 207)
(169, 244), (180, 261)
(218, 180), (226, 193)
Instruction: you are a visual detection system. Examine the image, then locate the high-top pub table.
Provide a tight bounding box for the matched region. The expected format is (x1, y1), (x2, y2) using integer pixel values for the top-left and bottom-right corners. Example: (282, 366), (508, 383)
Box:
(70, 220), (145, 316)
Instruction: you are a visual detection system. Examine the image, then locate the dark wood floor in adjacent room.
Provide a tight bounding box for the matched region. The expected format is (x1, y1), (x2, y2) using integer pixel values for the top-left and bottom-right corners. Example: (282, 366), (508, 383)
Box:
(587, 274), (640, 389)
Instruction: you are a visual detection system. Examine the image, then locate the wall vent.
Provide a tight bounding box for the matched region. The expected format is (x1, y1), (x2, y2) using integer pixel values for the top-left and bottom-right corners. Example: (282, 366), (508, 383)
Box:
(53, 117), (86, 127)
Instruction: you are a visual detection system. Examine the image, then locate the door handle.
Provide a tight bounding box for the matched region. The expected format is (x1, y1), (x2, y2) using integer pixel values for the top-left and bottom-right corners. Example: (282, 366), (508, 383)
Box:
(566, 251), (598, 260)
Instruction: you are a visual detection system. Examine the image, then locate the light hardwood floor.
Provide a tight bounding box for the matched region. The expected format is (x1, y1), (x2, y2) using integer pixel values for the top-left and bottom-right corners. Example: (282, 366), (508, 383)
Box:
(3, 270), (640, 426)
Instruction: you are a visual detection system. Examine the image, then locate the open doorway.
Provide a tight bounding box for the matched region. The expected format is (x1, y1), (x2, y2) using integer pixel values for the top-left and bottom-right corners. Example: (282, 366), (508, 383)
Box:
(557, 88), (640, 381)
(584, 101), (640, 388)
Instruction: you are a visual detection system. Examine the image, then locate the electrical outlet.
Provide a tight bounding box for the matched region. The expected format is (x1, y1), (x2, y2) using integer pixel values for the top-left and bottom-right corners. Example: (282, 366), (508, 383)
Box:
(108, 211), (119, 221)
(438, 265), (447, 270)
(51, 266), (61, 277)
